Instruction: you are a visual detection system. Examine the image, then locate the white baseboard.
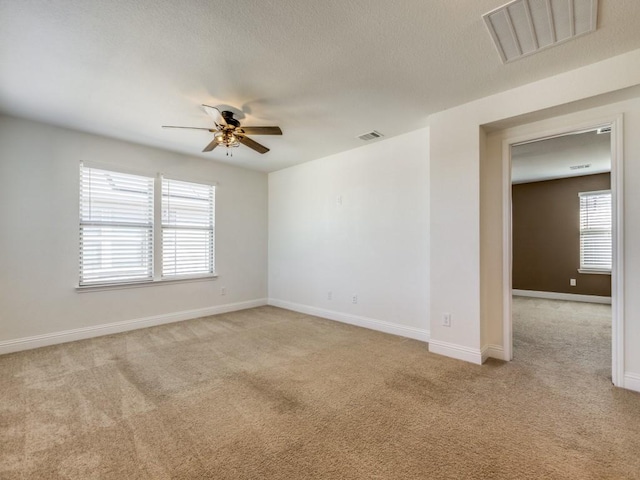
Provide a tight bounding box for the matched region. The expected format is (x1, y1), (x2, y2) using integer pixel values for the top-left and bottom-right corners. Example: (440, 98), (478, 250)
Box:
(513, 289), (611, 304)
(0, 298), (268, 355)
(623, 373), (640, 393)
(267, 299), (429, 342)
(428, 339), (483, 365)
(481, 344), (507, 362)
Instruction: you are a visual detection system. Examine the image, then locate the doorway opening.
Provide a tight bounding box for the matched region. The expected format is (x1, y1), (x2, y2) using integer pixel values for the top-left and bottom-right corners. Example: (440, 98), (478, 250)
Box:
(502, 116), (623, 386)
(511, 128), (612, 380)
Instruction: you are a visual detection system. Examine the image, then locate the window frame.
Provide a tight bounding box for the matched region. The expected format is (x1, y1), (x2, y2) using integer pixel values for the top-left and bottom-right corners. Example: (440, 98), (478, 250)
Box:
(77, 163), (217, 291)
(578, 189), (612, 275)
(161, 175), (216, 279)
(79, 164), (155, 287)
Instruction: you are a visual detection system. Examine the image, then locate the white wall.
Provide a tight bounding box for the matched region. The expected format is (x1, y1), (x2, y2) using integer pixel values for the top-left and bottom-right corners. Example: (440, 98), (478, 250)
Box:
(268, 128), (430, 340)
(0, 116), (268, 348)
(429, 48), (640, 390)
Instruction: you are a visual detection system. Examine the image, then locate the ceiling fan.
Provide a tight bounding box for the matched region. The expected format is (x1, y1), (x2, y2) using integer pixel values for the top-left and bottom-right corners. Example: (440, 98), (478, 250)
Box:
(163, 105), (282, 155)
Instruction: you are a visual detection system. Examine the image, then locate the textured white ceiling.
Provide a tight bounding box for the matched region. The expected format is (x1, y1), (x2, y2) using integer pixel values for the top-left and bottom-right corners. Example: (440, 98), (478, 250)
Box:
(1, 1), (639, 172)
(512, 130), (611, 183)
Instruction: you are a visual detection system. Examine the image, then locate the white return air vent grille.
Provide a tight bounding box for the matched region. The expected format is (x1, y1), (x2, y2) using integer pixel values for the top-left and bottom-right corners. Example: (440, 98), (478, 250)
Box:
(483, 0), (598, 63)
(357, 130), (384, 141)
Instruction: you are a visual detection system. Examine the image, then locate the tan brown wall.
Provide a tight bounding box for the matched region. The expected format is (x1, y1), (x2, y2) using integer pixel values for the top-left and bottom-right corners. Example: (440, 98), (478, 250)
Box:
(512, 173), (611, 297)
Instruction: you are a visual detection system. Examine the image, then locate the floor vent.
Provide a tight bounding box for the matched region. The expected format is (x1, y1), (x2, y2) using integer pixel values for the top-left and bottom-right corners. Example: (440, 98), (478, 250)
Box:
(483, 0), (598, 63)
(357, 130), (384, 141)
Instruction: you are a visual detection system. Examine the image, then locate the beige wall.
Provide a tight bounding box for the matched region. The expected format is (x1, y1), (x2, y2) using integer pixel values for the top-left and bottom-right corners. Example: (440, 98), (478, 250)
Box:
(0, 116), (268, 346)
(268, 128), (430, 339)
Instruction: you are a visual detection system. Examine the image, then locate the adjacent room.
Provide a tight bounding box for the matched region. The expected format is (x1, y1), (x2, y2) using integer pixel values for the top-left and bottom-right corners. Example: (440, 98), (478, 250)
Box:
(511, 129), (613, 381)
(2, 1), (640, 478)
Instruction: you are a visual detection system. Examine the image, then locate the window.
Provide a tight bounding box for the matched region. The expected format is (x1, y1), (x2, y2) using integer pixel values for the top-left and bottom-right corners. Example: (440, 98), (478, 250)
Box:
(579, 190), (612, 273)
(162, 177), (215, 277)
(79, 165), (154, 285)
(79, 164), (216, 287)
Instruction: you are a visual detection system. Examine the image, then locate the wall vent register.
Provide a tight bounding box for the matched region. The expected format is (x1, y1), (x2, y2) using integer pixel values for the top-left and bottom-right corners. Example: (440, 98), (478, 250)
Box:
(357, 131), (384, 141)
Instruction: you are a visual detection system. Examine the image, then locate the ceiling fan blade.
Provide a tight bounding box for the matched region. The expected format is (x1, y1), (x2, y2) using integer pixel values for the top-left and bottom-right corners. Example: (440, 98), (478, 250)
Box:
(202, 138), (218, 153)
(202, 104), (225, 126)
(238, 135), (269, 154)
(162, 125), (215, 131)
(239, 126), (282, 135)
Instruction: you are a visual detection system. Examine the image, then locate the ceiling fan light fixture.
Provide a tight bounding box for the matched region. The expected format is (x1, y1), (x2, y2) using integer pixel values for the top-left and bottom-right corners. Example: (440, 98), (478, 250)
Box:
(214, 131), (240, 148)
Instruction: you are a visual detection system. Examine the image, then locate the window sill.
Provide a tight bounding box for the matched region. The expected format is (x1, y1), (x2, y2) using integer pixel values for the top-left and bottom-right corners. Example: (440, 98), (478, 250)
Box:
(76, 274), (218, 293)
(578, 269), (611, 275)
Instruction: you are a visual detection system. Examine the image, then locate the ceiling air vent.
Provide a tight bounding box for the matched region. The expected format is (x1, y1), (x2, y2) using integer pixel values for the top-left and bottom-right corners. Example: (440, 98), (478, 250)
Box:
(483, 0), (598, 63)
(357, 130), (384, 141)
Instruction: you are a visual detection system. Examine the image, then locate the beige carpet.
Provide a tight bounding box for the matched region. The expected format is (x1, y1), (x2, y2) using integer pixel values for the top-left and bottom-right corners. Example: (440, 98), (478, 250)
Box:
(1, 299), (639, 479)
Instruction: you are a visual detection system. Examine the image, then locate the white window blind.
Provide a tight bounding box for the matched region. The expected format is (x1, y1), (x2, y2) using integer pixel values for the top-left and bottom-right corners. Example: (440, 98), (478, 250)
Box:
(579, 190), (612, 272)
(79, 165), (154, 285)
(162, 177), (215, 277)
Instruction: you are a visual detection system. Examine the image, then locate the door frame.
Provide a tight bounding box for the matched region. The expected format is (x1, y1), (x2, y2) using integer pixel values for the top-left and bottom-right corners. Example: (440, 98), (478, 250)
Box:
(501, 114), (624, 386)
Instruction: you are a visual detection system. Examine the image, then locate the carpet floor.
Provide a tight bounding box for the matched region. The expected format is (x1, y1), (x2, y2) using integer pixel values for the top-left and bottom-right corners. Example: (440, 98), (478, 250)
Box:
(1, 298), (639, 479)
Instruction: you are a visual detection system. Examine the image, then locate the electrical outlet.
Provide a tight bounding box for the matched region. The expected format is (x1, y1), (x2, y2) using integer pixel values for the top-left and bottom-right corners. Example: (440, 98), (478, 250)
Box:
(328, 291), (333, 300)
(570, 279), (577, 287)
(221, 286), (226, 296)
(443, 313), (451, 327)
(352, 295), (358, 304)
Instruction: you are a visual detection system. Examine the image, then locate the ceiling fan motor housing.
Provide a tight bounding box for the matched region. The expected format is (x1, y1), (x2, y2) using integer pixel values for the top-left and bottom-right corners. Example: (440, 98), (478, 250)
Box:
(221, 111), (241, 128)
